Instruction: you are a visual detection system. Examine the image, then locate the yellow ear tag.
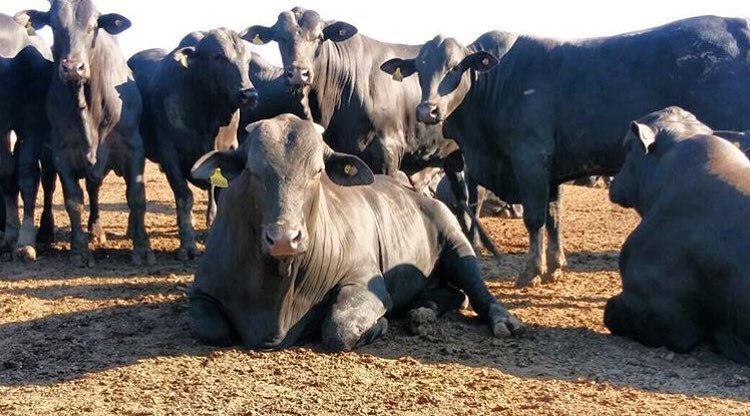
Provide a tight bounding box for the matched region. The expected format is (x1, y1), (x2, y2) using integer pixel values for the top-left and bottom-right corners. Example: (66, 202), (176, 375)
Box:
(392, 67), (403, 82)
(176, 53), (189, 69)
(210, 168), (229, 188)
(343, 164), (358, 176)
(733, 141), (741, 149)
(252, 34), (264, 45)
(24, 21), (35, 36)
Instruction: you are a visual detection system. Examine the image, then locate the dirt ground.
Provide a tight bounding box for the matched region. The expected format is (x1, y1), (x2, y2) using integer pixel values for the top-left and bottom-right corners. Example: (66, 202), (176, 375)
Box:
(1, 162), (749, 416)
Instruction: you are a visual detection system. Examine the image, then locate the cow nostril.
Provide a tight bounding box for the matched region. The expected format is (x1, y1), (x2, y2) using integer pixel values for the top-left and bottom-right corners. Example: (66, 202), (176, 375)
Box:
(285, 70), (294, 79)
(291, 230), (302, 243)
(300, 69), (310, 80)
(264, 232), (275, 247)
(430, 107), (439, 117)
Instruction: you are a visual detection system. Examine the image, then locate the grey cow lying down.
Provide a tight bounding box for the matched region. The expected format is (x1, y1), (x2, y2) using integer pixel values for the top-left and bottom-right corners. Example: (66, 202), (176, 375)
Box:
(606, 107), (750, 365)
(189, 114), (523, 351)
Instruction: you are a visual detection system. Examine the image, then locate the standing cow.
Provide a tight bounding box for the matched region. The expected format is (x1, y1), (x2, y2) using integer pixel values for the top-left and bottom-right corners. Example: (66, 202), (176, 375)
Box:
(240, 8), (475, 238)
(189, 114), (522, 350)
(380, 15), (750, 287)
(605, 107), (750, 364)
(15, 0), (153, 266)
(0, 13), (55, 261)
(128, 29), (257, 260)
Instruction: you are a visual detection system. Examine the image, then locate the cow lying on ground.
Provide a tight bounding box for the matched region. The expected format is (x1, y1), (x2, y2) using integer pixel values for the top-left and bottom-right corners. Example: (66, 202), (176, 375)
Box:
(0, 13), (55, 261)
(128, 28), (256, 260)
(606, 107), (750, 365)
(380, 15), (750, 287)
(189, 114), (522, 350)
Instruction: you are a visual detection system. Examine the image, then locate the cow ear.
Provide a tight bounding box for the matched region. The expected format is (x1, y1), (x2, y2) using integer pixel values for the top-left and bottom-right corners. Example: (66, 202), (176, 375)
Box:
(631, 121), (656, 154)
(191, 149), (247, 186)
(98, 13), (132, 35)
(14, 10), (49, 31)
(173, 47), (196, 69)
(240, 26), (274, 45)
(380, 58), (416, 82)
(322, 21), (357, 43)
(325, 152), (374, 186)
(460, 51), (498, 73)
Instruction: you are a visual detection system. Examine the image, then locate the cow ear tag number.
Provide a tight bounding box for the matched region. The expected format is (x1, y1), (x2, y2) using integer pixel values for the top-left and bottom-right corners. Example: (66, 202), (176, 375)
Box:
(210, 168), (229, 188)
(252, 34), (264, 45)
(392, 67), (403, 82)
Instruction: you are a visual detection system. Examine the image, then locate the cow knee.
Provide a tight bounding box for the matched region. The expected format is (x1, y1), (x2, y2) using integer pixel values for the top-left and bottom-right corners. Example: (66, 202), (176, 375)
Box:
(190, 295), (234, 347)
(322, 314), (387, 351)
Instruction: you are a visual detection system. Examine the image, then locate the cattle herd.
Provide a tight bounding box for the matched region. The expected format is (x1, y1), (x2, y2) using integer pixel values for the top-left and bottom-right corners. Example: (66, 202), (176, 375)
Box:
(0, 1), (749, 365)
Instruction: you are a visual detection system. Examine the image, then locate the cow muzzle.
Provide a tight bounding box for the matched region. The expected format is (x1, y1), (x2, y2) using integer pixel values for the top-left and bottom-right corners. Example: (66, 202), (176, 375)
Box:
(285, 67), (313, 87)
(263, 225), (306, 257)
(416, 102), (442, 125)
(59, 59), (88, 82)
(239, 88), (259, 108)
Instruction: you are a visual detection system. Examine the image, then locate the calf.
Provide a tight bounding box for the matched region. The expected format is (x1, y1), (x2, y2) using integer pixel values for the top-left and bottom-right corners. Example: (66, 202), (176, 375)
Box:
(189, 114), (522, 350)
(128, 29), (256, 260)
(606, 108), (750, 364)
(0, 13), (55, 261)
(16, 0), (153, 266)
(381, 16), (750, 287)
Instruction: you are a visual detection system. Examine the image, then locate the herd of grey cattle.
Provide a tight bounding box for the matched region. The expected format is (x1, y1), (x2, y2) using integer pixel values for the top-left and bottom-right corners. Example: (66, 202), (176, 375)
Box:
(1, 1), (749, 363)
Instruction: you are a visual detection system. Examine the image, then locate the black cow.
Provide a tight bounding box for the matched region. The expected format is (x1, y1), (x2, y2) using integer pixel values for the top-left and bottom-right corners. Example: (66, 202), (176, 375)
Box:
(189, 114), (522, 350)
(240, 51), (307, 128)
(606, 107), (750, 364)
(15, 0), (153, 266)
(381, 15), (750, 287)
(0, 13), (55, 261)
(128, 29), (256, 260)
(240, 8), (475, 240)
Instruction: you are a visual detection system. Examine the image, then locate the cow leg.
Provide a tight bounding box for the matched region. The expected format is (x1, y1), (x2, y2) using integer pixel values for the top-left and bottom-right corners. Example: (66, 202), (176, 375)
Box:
(58, 168), (93, 267)
(160, 150), (196, 260)
(512, 144), (551, 288)
(86, 178), (106, 244)
(0, 132), (19, 252)
(125, 143), (155, 266)
(321, 276), (392, 351)
(405, 284), (466, 336)
(542, 184), (566, 283)
(189, 290), (235, 347)
(13, 134), (42, 261)
(37, 155), (56, 245)
(435, 247), (523, 338)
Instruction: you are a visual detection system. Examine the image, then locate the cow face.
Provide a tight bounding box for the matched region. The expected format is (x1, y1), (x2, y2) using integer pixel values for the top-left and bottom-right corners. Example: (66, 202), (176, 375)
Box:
(240, 7), (356, 92)
(380, 36), (497, 125)
(174, 28), (257, 110)
(192, 114), (373, 258)
(15, 0), (131, 83)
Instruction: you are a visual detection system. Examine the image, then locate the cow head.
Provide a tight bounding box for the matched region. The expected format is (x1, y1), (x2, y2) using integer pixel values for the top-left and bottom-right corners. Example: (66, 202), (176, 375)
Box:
(15, 0), (131, 83)
(609, 107), (713, 212)
(174, 28), (257, 110)
(192, 114), (373, 258)
(240, 7), (356, 93)
(380, 36), (497, 125)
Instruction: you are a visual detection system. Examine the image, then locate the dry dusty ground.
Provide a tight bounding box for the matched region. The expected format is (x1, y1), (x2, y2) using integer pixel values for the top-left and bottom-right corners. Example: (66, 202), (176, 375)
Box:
(1, 162), (749, 416)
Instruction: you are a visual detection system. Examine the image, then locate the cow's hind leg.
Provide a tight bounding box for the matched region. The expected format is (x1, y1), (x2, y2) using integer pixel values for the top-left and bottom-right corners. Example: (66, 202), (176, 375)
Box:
(189, 291), (235, 347)
(125, 140), (155, 266)
(322, 275), (392, 351)
(405, 284), (466, 336)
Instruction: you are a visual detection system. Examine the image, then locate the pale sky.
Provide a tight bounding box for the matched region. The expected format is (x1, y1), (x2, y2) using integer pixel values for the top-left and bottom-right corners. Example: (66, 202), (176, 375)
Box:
(3, 0), (749, 66)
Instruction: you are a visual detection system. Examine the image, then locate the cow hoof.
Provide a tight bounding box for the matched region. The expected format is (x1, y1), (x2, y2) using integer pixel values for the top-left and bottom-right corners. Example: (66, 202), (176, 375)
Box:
(407, 307), (437, 336)
(89, 226), (107, 244)
(132, 249), (156, 266)
(71, 250), (95, 268)
(514, 273), (540, 288)
(541, 267), (563, 284)
(13, 245), (37, 262)
(488, 304), (524, 338)
(178, 246), (198, 261)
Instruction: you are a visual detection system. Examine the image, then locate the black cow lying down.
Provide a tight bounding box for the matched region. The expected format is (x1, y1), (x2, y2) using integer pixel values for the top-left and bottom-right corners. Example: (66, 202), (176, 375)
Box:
(606, 107), (750, 364)
(189, 114), (522, 350)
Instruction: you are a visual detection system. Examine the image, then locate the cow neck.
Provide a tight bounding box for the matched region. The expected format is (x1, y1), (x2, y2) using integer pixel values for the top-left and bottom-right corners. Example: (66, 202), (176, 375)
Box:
(186, 70), (237, 133)
(57, 32), (130, 169)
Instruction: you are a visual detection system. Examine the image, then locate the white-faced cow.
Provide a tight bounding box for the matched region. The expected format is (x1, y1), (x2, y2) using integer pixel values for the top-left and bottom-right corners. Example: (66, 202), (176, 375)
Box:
(0, 13), (55, 261)
(381, 16), (750, 287)
(15, 0), (153, 266)
(606, 107), (750, 364)
(128, 29), (257, 260)
(240, 8), (480, 244)
(189, 114), (522, 350)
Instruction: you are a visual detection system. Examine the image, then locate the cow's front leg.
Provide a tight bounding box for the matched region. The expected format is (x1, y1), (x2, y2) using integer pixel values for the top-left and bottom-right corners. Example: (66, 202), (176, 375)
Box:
(159, 148), (197, 260)
(37, 156), (56, 245)
(86, 178), (106, 244)
(189, 289), (235, 347)
(58, 167), (93, 267)
(543, 184), (566, 283)
(0, 185), (19, 253)
(125, 141), (155, 266)
(405, 284), (466, 336)
(322, 274), (392, 351)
